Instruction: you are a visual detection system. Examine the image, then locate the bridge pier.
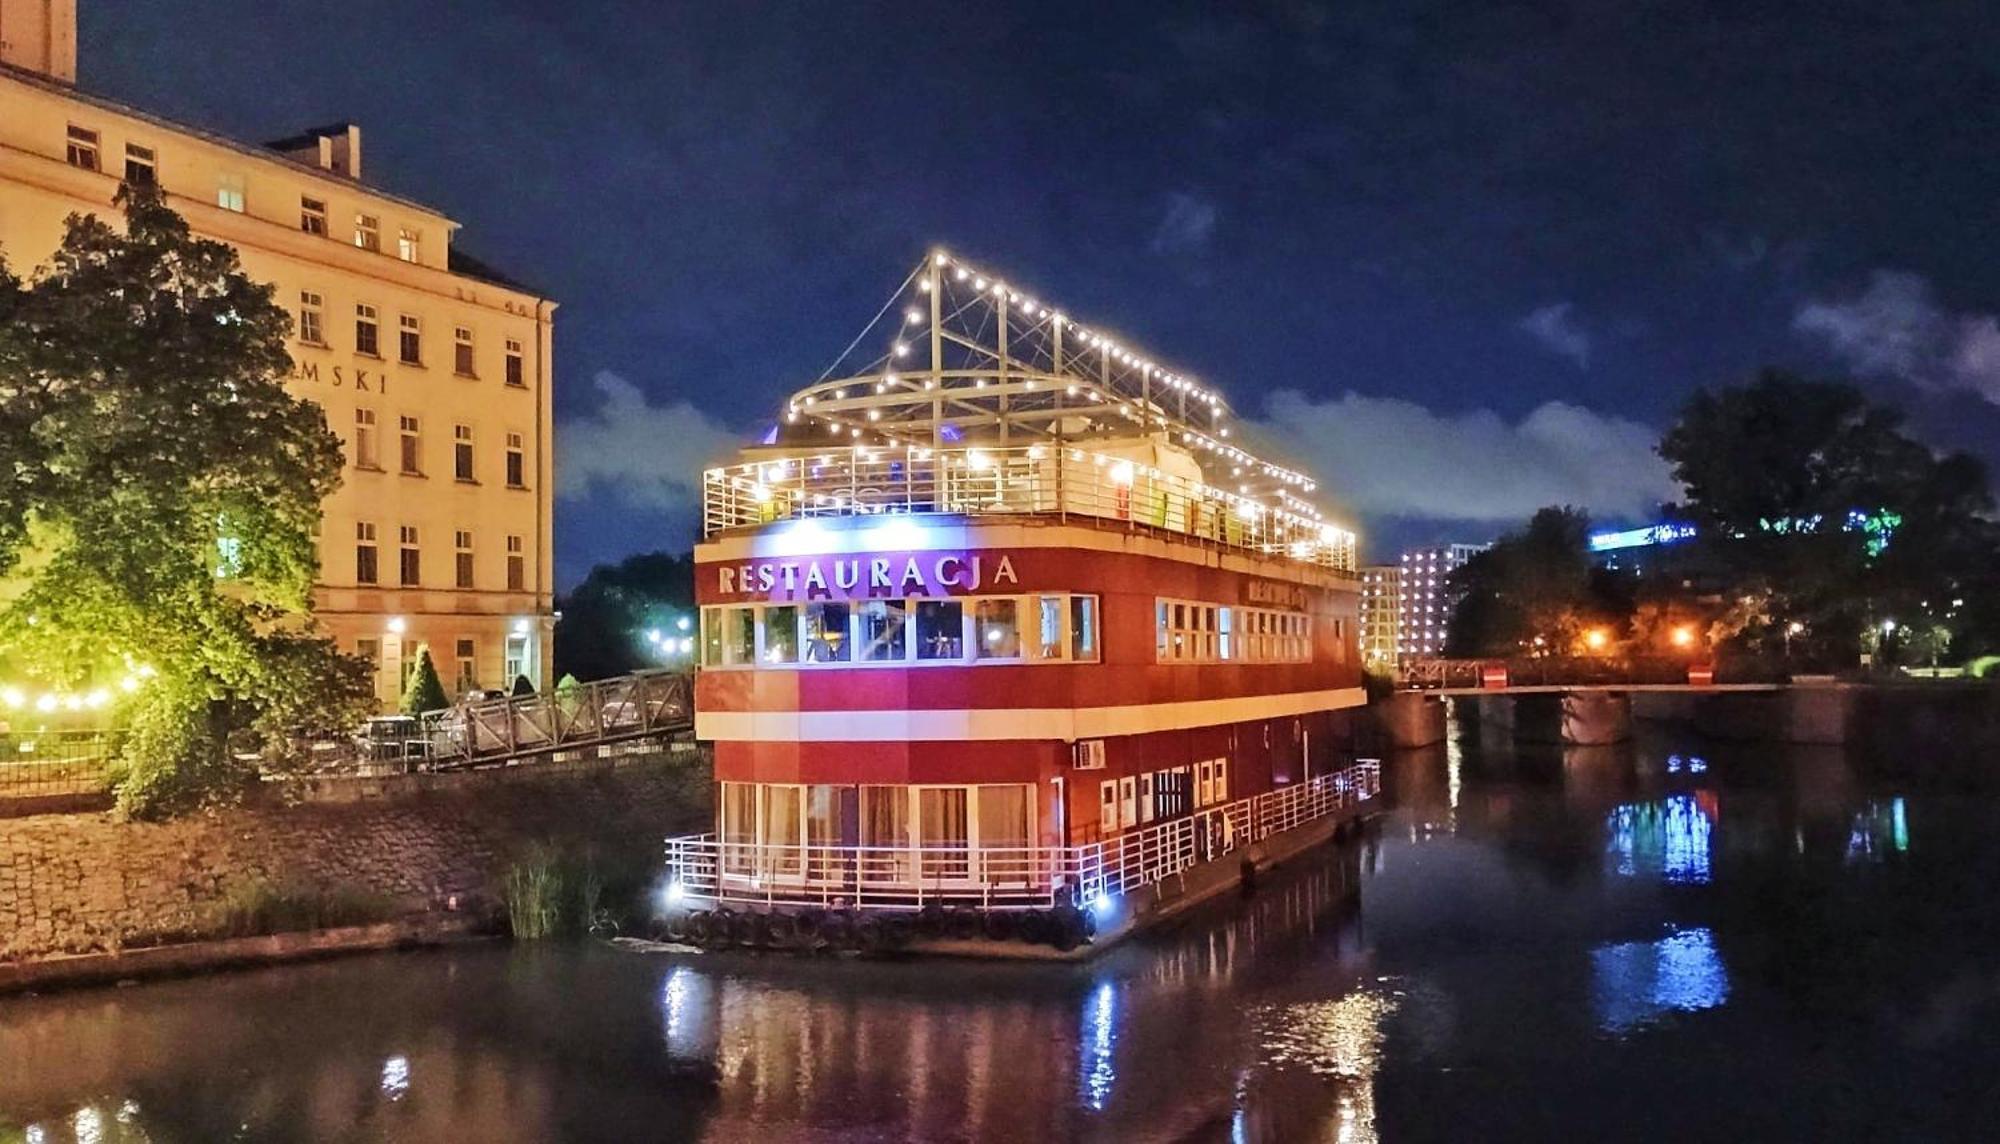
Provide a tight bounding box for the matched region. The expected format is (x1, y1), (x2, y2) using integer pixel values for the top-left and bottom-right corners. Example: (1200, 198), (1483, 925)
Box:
(1377, 692), (1447, 749)
(1464, 691), (1632, 746)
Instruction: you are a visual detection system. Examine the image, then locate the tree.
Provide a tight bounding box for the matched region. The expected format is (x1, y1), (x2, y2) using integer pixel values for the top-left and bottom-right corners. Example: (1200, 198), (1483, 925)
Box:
(0, 185), (370, 816)
(401, 649), (449, 715)
(1659, 371), (1999, 664)
(554, 550), (695, 680)
(1445, 507), (1632, 657)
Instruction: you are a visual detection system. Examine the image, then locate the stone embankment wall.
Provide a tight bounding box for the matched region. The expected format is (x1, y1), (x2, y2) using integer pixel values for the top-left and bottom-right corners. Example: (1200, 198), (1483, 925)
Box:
(0, 747), (711, 964)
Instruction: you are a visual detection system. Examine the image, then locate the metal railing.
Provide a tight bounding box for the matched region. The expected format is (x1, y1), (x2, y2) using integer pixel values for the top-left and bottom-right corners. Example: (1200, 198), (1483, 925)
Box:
(0, 730), (117, 802)
(664, 759), (1380, 912)
(399, 670), (695, 769)
(1395, 657), (1784, 691)
(703, 444), (1357, 571)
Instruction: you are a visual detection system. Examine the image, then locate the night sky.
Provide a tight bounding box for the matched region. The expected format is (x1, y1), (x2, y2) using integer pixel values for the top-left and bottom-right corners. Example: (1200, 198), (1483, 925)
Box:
(78, 1), (2000, 584)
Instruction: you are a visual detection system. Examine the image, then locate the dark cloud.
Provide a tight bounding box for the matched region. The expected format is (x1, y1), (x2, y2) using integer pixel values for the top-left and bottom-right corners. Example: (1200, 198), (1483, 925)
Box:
(555, 372), (741, 513)
(1150, 193), (1219, 256)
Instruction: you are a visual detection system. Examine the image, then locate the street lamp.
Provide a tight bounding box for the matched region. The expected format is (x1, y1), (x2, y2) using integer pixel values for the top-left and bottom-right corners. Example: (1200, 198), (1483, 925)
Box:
(1670, 625), (1695, 649)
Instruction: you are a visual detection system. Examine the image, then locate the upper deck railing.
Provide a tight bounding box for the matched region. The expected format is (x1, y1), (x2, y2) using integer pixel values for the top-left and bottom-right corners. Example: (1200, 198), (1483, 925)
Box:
(704, 444), (1357, 572)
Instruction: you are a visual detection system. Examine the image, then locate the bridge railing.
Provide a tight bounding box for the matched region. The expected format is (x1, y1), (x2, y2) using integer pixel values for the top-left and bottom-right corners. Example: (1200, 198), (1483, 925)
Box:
(1395, 656), (1785, 690)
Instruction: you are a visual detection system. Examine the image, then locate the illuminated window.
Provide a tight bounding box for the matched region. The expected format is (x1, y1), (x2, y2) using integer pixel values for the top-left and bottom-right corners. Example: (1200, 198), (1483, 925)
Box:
(1069, 595), (1099, 662)
(300, 196), (327, 235)
(453, 326), (475, 376)
(916, 600), (964, 660)
(505, 534), (525, 591)
(762, 605), (799, 664)
(354, 303), (380, 356)
(973, 598), (1020, 659)
(354, 522), (378, 584)
(398, 314), (421, 365)
(803, 602), (851, 663)
(397, 227), (421, 263)
(216, 172), (245, 212)
(354, 213), (381, 252)
(858, 599), (907, 661)
(453, 424), (474, 481)
(454, 530), (474, 589)
(123, 143), (155, 186)
(298, 291), (324, 345)
(65, 125), (99, 171)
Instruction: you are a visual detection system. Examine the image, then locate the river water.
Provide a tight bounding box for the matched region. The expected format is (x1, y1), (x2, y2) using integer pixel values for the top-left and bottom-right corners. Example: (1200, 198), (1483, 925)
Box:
(6, 723), (2000, 1142)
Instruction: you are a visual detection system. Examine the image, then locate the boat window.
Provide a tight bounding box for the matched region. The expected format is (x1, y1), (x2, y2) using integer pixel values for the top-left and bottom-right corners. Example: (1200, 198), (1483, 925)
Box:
(1070, 595), (1100, 662)
(858, 599), (908, 661)
(1036, 595), (1065, 659)
(803, 602), (851, 663)
(974, 598), (1021, 659)
(763, 605), (799, 664)
(724, 607), (755, 666)
(916, 600), (964, 660)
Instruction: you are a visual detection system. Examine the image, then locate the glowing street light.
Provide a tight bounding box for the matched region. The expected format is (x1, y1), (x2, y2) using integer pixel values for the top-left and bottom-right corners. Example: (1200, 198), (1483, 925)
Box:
(1670, 625), (1696, 649)
(1584, 628), (1610, 652)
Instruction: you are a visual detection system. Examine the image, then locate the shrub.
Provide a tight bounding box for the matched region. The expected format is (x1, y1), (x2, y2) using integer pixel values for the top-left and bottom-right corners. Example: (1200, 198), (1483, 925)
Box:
(204, 880), (395, 939)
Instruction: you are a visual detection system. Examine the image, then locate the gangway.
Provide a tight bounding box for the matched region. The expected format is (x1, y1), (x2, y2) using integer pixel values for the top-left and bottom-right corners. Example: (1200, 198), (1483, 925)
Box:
(400, 669), (694, 769)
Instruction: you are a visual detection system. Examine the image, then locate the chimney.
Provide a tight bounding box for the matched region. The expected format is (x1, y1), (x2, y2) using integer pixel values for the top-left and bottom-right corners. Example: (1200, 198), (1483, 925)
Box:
(0, 0), (78, 83)
(265, 123), (364, 181)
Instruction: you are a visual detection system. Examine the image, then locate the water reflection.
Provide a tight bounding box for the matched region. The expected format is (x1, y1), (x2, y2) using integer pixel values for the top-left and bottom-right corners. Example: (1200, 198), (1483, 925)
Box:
(9, 733), (2000, 1140)
(1606, 794), (1718, 884)
(1591, 927), (1731, 1033)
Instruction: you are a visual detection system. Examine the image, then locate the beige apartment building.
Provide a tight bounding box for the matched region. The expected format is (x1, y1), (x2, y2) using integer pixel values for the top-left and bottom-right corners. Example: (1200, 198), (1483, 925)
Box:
(0, 0), (555, 705)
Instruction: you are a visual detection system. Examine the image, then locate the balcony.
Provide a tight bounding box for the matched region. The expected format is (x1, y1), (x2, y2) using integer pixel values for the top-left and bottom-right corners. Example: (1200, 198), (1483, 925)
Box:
(703, 444), (1357, 572)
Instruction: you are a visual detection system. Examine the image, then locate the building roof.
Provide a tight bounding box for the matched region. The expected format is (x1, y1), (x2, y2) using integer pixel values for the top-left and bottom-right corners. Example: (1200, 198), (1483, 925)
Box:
(0, 61), (451, 221)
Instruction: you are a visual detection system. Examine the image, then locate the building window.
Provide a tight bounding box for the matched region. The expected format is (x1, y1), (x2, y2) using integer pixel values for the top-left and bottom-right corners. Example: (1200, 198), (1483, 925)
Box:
(504, 432), (525, 488)
(355, 638), (381, 685)
(355, 522), (378, 584)
(216, 173), (245, 212)
(399, 416), (422, 475)
(298, 291), (324, 345)
(454, 530), (475, 589)
(300, 196), (327, 235)
(453, 326), (475, 376)
(353, 409), (379, 469)
(123, 143), (155, 186)
(398, 525), (420, 586)
(65, 125), (99, 171)
(453, 424), (474, 482)
(398, 314), (421, 365)
(504, 339), (525, 387)
(397, 227), (421, 263)
(354, 213), (381, 252)
(454, 638), (477, 692)
(506, 534), (526, 591)
(354, 303), (380, 356)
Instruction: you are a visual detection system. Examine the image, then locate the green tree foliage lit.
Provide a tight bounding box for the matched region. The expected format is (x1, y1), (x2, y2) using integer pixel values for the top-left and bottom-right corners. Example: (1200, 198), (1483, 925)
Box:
(1659, 371), (2000, 664)
(554, 550), (694, 680)
(0, 186), (372, 816)
(1445, 507), (1633, 657)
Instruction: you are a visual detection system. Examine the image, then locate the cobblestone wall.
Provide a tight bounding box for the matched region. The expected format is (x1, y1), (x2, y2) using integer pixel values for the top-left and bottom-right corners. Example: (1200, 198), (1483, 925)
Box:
(0, 750), (711, 962)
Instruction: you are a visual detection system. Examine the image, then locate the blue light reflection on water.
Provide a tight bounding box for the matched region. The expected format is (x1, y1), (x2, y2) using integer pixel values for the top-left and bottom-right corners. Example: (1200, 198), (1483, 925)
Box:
(1591, 927), (1731, 1034)
(1606, 794), (1715, 884)
(1080, 980), (1118, 1112)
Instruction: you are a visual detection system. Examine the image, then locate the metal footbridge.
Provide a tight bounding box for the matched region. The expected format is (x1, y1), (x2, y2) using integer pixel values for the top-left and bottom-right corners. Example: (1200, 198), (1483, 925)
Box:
(401, 669), (694, 768)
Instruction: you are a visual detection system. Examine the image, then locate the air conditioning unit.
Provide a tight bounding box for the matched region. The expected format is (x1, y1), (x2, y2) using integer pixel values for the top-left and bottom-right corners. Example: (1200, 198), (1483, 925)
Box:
(1072, 739), (1106, 770)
